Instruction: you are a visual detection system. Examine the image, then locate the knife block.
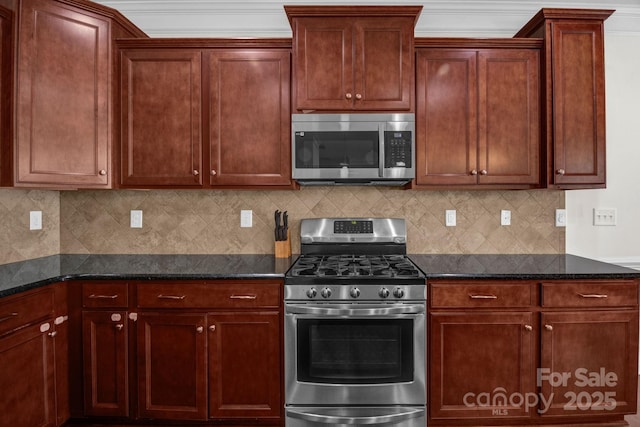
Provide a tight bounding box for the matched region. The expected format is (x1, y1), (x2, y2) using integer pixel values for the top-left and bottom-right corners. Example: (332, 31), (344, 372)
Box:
(274, 230), (291, 259)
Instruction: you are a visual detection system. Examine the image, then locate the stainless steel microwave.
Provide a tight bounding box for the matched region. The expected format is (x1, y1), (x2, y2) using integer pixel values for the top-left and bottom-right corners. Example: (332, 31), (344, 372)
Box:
(291, 113), (415, 186)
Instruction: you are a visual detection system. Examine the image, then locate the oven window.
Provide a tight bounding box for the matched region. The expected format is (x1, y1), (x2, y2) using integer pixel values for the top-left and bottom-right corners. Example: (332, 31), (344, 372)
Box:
(297, 319), (413, 384)
(294, 131), (379, 169)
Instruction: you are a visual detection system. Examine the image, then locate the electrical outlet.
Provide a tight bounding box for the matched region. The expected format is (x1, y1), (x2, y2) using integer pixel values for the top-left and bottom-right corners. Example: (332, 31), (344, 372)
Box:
(30, 211), (42, 230)
(130, 210), (143, 228)
(555, 209), (567, 227)
(501, 210), (511, 226)
(445, 210), (456, 227)
(240, 210), (253, 228)
(593, 208), (617, 226)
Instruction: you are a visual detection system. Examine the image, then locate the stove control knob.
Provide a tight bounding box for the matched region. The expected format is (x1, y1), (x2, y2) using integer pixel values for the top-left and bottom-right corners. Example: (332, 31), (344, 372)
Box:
(393, 287), (405, 299)
(378, 287), (390, 299)
(350, 287), (361, 299)
(306, 287), (317, 299)
(320, 287), (332, 299)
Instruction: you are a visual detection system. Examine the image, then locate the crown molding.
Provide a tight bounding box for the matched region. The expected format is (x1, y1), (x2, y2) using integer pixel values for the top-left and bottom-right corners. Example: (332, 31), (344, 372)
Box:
(92, 0), (640, 38)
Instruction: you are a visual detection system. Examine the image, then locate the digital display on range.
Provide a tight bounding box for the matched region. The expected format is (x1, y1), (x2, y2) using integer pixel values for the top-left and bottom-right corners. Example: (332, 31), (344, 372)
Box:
(333, 220), (373, 234)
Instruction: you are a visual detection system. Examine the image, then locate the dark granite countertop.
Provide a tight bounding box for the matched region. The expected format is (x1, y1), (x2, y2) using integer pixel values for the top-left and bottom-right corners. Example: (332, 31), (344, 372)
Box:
(1, 253), (639, 299)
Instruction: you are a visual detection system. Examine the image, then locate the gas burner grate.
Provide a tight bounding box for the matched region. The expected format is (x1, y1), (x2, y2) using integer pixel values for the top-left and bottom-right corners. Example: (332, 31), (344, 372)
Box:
(290, 254), (421, 278)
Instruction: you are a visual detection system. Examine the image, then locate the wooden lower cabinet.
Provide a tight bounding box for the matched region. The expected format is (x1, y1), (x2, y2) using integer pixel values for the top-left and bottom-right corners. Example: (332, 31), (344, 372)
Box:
(137, 312), (208, 420)
(429, 279), (639, 426)
(208, 312), (281, 420)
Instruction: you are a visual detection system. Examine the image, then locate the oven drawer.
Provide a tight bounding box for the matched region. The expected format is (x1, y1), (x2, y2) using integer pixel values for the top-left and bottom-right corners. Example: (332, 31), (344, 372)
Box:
(82, 282), (128, 308)
(136, 281), (280, 309)
(542, 280), (638, 307)
(430, 282), (533, 308)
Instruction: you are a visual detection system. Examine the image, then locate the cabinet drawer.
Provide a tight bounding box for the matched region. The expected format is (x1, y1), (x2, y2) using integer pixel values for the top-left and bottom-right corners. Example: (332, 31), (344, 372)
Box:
(136, 281), (281, 309)
(0, 288), (54, 336)
(430, 282), (533, 308)
(82, 282), (128, 308)
(542, 281), (638, 307)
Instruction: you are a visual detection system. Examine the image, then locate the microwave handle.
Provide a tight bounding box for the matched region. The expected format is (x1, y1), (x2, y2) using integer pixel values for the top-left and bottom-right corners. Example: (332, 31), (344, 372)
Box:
(378, 123), (385, 178)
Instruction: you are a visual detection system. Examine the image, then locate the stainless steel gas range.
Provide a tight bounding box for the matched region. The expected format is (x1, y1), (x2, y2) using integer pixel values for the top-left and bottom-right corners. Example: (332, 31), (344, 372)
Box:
(284, 218), (426, 427)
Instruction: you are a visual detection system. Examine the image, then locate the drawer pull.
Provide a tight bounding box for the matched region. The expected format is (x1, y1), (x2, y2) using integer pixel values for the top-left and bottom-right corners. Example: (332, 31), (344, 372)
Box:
(88, 294), (118, 299)
(0, 312), (18, 323)
(157, 294), (186, 300)
(578, 293), (608, 299)
(230, 294), (257, 300)
(469, 294), (498, 300)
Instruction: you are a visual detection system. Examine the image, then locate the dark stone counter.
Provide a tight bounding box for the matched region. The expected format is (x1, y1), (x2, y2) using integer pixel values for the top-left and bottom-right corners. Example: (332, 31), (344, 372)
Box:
(1, 253), (639, 299)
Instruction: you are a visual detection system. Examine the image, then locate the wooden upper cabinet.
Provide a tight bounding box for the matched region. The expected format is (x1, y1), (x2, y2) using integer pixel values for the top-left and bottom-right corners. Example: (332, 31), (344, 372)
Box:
(120, 49), (203, 187)
(14, 0), (111, 188)
(207, 49), (292, 187)
(286, 6), (421, 112)
(415, 43), (540, 188)
(0, 5), (11, 187)
(516, 9), (613, 189)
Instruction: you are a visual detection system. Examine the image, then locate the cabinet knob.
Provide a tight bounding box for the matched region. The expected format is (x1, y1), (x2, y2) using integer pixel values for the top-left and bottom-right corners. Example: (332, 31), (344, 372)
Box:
(196, 326), (204, 333)
(193, 170), (199, 176)
(116, 324), (124, 331)
(524, 324), (533, 331)
(480, 169), (488, 175)
(99, 169), (107, 176)
(470, 169), (478, 176)
(556, 169), (566, 175)
(48, 331), (57, 338)
(544, 324), (553, 331)
(209, 325), (216, 332)
(345, 93), (352, 100)
(211, 170), (217, 176)
(355, 93), (362, 100)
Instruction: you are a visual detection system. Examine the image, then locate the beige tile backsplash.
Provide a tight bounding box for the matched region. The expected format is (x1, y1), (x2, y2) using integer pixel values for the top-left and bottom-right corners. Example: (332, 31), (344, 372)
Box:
(59, 188), (565, 255)
(0, 189), (60, 264)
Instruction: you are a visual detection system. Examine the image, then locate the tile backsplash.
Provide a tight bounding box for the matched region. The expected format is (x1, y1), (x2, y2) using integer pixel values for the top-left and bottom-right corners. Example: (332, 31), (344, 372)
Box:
(0, 189), (60, 264)
(60, 188), (565, 255)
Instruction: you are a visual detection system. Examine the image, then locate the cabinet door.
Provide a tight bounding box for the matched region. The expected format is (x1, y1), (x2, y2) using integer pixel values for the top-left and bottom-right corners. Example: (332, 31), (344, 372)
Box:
(477, 49), (540, 185)
(208, 312), (281, 419)
(137, 312), (207, 420)
(354, 17), (413, 110)
(15, 0), (110, 188)
(120, 49), (202, 187)
(82, 311), (128, 417)
(540, 310), (638, 416)
(550, 21), (606, 187)
(292, 17), (353, 111)
(0, 322), (56, 427)
(0, 5), (12, 186)
(207, 50), (292, 187)
(430, 312), (535, 420)
(415, 50), (478, 185)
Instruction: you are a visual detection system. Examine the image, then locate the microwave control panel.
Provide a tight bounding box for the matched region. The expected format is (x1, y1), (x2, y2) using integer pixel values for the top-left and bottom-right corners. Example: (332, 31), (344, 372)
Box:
(384, 131), (412, 168)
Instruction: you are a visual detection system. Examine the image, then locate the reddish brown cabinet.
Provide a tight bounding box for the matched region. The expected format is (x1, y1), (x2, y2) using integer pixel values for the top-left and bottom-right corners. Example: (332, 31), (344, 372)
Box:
(286, 6), (421, 111)
(516, 9), (613, 189)
(415, 42), (541, 188)
(118, 40), (293, 189)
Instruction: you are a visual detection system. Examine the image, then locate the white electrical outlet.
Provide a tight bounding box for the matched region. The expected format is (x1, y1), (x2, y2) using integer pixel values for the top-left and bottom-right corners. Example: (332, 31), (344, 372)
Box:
(240, 210), (253, 228)
(555, 209), (567, 227)
(501, 210), (511, 226)
(593, 208), (617, 226)
(445, 210), (456, 227)
(130, 210), (143, 228)
(30, 211), (43, 230)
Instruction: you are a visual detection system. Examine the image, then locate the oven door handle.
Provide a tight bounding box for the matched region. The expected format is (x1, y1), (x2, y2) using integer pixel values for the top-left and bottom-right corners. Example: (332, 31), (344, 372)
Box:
(285, 304), (424, 316)
(286, 407), (424, 425)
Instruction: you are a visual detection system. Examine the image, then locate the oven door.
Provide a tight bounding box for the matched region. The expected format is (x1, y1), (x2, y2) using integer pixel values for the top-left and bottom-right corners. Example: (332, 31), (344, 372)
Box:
(284, 303), (426, 406)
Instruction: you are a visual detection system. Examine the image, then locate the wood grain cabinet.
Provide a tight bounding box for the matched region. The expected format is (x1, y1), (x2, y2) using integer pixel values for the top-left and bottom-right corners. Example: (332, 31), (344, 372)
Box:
(428, 279), (639, 427)
(119, 41), (293, 189)
(415, 42), (541, 188)
(285, 6), (421, 112)
(0, 286), (61, 427)
(516, 9), (613, 189)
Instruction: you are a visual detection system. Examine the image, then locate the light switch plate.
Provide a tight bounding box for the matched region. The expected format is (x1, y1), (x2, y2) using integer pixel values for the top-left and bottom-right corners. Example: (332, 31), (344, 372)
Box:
(555, 209), (567, 227)
(241, 210), (252, 228)
(501, 210), (511, 226)
(130, 210), (143, 228)
(30, 211), (42, 230)
(445, 210), (456, 227)
(593, 208), (617, 226)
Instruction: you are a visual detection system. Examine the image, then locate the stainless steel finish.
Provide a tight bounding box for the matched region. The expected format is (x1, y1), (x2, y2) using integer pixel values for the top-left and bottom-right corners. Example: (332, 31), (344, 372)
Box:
(393, 287), (405, 298)
(299, 218), (406, 245)
(320, 287), (331, 298)
(291, 113), (415, 185)
(379, 287), (390, 298)
(349, 287), (360, 298)
(285, 303), (425, 316)
(286, 283), (424, 301)
(306, 288), (317, 299)
(286, 406), (425, 426)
